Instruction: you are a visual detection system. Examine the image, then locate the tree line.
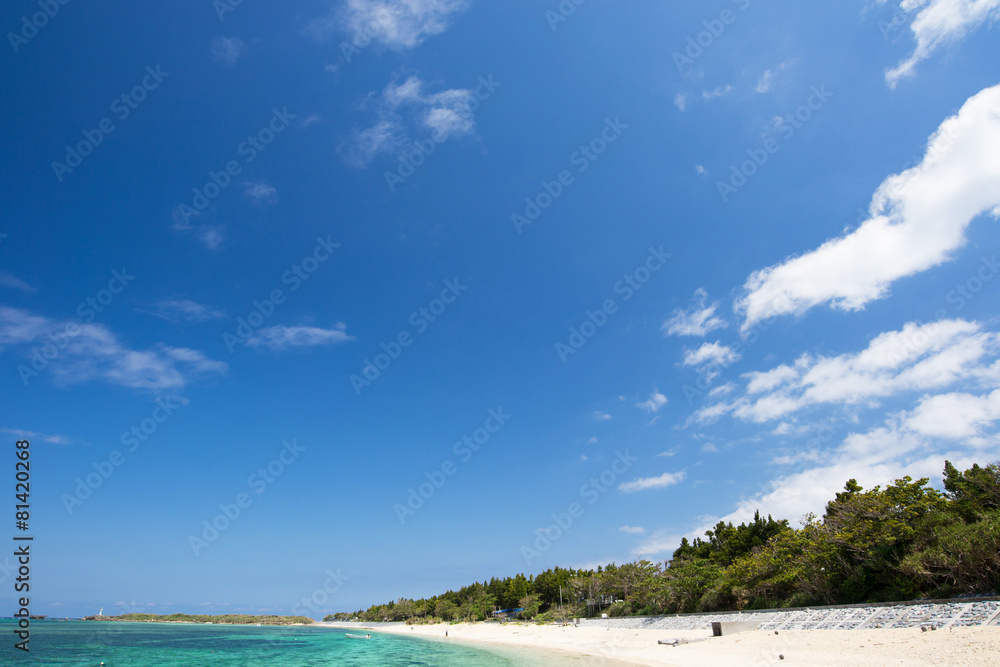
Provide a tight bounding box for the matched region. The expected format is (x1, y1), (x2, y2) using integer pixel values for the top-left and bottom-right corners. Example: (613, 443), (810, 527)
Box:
(326, 460), (999, 623)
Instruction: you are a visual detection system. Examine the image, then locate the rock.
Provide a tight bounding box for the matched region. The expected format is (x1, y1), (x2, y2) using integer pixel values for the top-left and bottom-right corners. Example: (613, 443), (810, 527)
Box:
(779, 655), (785, 660)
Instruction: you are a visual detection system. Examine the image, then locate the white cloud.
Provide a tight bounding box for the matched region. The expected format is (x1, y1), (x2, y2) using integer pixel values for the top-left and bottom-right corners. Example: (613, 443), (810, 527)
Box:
(345, 120), (404, 168)
(0, 427), (72, 444)
(211, 36), (246, 66)
(246, 324), (353, 351)
(587, 436), (598, 445)
(755, 62), (790, 94)
(0, 306), (227, 391)
(702, 443), (719, 453)
(619, 470), (686, 493)
(657, 448), (678, 458)
(709, 382), (736, 398)
(756, 69), (776, 93)
(715, 392), (1000, 535)
(0, 272), (37, 293)
(142, 299), (225, 323)
(637, 391), (668, 413)
(737, 84), (1000, 331)
(245, 182), (277, 204)
(696, 319), (1000, 425)
(308, 0), (467, 50)
(640, 385), (1000, 557)
(663, 288), (727, 337)
(346, 76), (477, 167)
(198, 226), (225, 251)
(619, 525), (646, 534)
(593, 411), (613, 421)
(695, 164), (706, 175)
(674, 93), (689, 111)
(882, 0), (1000, 86)
(903, 389), (1000, 442)
(385, 76), (477, 140)
(702, 85), (734, 100)
(682, 341), (741, 368)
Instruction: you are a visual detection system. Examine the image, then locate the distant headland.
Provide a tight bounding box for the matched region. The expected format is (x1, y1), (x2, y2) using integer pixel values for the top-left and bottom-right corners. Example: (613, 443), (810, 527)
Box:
(82, 613), (313, 625)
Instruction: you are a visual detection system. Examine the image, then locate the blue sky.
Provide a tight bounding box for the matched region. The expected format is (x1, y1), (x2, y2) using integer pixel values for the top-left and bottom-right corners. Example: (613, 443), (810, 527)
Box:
(1, 0), (999, 619)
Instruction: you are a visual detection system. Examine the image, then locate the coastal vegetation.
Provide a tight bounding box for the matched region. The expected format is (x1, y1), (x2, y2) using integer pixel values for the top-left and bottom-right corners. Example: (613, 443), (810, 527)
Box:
(328, 460), (999, 623)
(82, 613), (313, 625)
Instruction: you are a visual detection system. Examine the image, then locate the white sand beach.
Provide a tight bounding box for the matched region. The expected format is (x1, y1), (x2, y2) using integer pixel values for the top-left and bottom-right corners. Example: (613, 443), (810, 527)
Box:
(322, 621), (1000, 666)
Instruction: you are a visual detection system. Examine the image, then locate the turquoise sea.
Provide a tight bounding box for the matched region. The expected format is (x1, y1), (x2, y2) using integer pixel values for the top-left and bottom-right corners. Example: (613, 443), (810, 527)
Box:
(0, 621), (576, 666)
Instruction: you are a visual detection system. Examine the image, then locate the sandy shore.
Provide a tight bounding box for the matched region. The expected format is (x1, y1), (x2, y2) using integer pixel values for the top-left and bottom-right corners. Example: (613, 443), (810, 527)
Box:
(318, 620), (999, 665)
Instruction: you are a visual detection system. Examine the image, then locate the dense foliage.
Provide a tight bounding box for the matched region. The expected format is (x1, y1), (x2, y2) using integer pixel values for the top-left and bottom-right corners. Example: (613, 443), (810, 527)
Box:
(328, 461), (999, 622)
(83, 613), (313, 625)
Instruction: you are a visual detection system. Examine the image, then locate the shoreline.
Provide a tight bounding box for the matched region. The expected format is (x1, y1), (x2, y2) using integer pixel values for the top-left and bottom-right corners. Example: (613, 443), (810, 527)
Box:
(315, 620), (1000, 666)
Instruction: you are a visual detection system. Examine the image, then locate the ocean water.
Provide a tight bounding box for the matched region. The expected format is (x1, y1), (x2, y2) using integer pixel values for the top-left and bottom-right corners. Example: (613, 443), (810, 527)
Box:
(0, 621), (565, 666)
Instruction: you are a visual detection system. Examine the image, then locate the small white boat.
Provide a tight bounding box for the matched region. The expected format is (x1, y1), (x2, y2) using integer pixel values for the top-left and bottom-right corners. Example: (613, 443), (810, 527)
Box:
(345, 633), (371, 639)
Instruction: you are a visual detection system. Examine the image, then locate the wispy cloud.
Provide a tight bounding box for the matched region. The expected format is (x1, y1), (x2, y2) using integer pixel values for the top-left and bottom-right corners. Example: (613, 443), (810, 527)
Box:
(0, 427), (72, 444)
(695, 319), (1000, 425)
(702, 85), (734, 100)
(637, 391), (668, 413)
(246, 324), (353, 351)
(619, 525), (646, 534)
(0, 306), (227, 391)
(346, 76), (479, 168)
(619, 471), (686, 493)
(0, 272), (37, 293)
(593, 411), (612, 421)
(682, 341), (740, 368)
(245, 182), (277, 204)
(737, 84), (1000, 330)
(142, 299), (225, 323)
(880, 0), (1000, 86)
(663, 288), (726, 337)
(756, 70), (776, 93)
(211, 36), (246, 66)
(307, 0), (468, 50)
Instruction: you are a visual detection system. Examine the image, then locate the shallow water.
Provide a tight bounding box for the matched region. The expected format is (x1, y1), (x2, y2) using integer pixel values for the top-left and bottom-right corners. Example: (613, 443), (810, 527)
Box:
(0, 620), (567, 666)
